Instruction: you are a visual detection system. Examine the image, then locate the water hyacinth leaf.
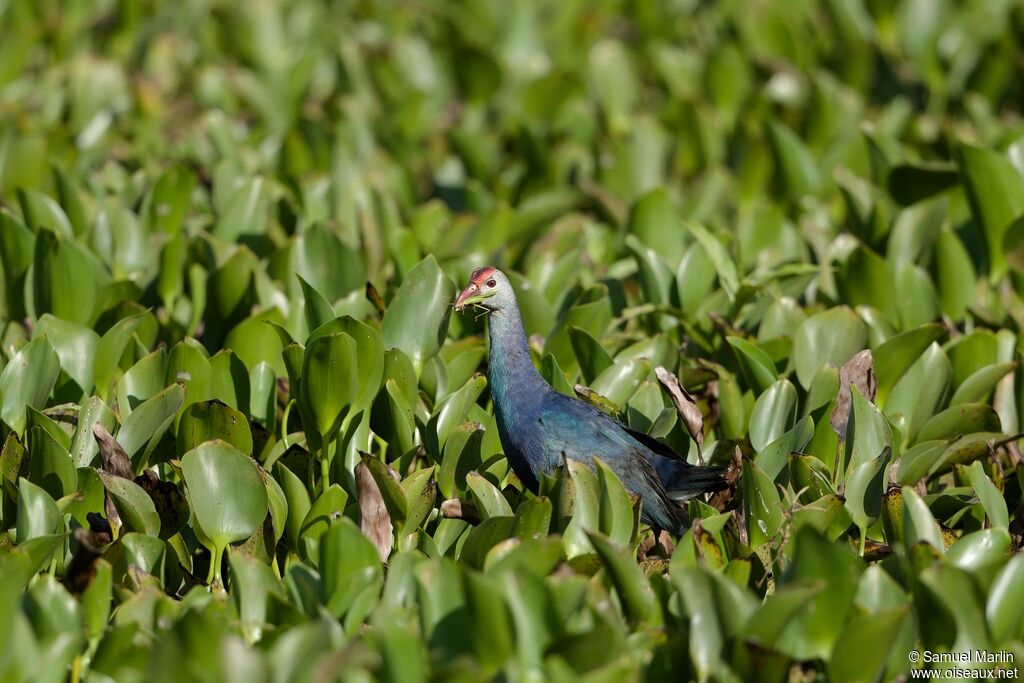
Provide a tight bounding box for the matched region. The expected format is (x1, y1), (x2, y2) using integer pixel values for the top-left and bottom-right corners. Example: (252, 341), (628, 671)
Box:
(743, 460), (783, 548)
(844, 447), (891, 540)
(827, 605), (909, 683)
(18, 188), (73, 237)
(181, 440), (269, 573)
(568, 326), (613, 383)
(308, 316), (385, 414)
(946, 528), (1010, 572)
(69, 395), (116, 468)
(0, 335), (61, 435)
(16, 478), (61, 542)
(381, 255), (455, 375)
(756, 415), (814, 482)
(299, 332), (357, 448)
(767, 119), (824, 201)
(901, 486), (943, 552)
(297, 275), (335, 335)
(883, 342), (951, 442)
(915, 403), (1001, 443)
(958, 143), (1024, 281)
(320, 518), (383, 618)
(872, 323), (943, 407)
(676, 241), (718, 315)
(177, 399), (253, 455)
(950, 362), (1016, 406)
(625, 233), (674, 305)
(845, 385), (893, 474)
(793, 307), (868, 389)
(466, 471), (512, 521)
(399, 466), (436, 539)
(726, 336), (778, 394)
(28, 427), (76, 500)
(93, 313), (146, 400)
(685, 221), (739, 299)
(166, 338), (213, 417)
(430, 374), (487, 456)
(589, 529), (658, 626)
(562, 457), (601, 559)
(33, 227), (106, 326)
(987, 554), (1024, 642)
(512, 497), (553, 541)
(594, 456), (637, 545)
(34, 314), (99, 394)
(933, 227), (976, 320)
(145, 164), (195, 235)
(97, 471), (160, 537)
(589, 357), (651, 407)
(964, 461), (1009, 529)
(116, 383), (185, 465)
(360, 454), (407, 525)
(748, 379), (798, 453)
(273, 462), (311, 551)
(775, 528), (863, 660)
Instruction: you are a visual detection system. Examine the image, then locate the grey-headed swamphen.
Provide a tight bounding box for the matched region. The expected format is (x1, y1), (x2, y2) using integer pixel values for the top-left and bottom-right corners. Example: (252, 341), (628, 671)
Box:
(455, 266), (726, 534)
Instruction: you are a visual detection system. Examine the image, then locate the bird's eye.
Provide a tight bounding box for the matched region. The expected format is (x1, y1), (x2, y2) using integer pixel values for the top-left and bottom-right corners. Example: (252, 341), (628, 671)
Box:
(486, 279), (496, 288)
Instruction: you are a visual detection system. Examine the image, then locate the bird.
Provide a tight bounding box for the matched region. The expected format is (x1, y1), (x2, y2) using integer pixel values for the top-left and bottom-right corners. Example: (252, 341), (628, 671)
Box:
(454, 266), (726, 534)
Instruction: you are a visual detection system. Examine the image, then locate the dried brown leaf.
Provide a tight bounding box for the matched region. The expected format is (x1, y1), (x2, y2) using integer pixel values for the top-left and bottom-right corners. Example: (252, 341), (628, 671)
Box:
(93, 423), (134, 479)
(655, 366), (705, 457)
(831, 349), (876, 438)
(355, 461), (393, 563)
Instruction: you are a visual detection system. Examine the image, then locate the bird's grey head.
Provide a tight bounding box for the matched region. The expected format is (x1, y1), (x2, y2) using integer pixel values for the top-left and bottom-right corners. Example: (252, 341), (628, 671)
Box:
(454, 266), (514, 315)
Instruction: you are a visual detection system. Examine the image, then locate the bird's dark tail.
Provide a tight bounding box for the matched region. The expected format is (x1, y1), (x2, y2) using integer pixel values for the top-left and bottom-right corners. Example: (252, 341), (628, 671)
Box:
(654, 459), (728, 502)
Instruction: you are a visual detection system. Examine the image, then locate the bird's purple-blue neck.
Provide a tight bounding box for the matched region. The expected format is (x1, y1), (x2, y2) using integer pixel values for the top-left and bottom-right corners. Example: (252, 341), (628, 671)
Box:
(485, 300), (548, 421)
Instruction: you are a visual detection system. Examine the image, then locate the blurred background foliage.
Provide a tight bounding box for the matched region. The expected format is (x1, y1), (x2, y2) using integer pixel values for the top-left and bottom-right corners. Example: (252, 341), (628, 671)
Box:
(3, 0), (1024, 681)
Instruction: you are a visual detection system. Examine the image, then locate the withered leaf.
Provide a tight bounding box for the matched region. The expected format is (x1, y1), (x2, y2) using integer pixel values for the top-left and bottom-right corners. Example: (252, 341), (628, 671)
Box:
(655, 366), (705, 457)
(831, 349), (876, 438)
(355, 460), (393, 563)
(93, 423), (134, 479)
(134, 470), (188, 539)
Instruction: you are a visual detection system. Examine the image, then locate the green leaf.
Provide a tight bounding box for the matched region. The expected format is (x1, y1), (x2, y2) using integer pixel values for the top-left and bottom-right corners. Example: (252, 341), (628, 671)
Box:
(916, 402), (1001, 443)
(987, 554), (1024, 642)
(297, 275), (335, 334)
(568, 326), (614, 383)
(743, 460), (783, 548)
(587, 529), (657, 625)
(964, 461), (1009, 528)
(827, 605), (909, 683)
(117, 383), (185, 466)
(589, 358), (651, 407)
(950, 362), (1016, 406)
(845, 384), (893, 474)
(793, 307), (868, 389)
(684, 221), (740, 300)
(299, 332), (357, 448)
(34, 314), (99, 394)
(726, 336), (778, 394)
(16, 478), (61, 542)
(466, 471), (512, 520)
(594, 457), (637, 545)
(0, 336), (61, 435)
(177, 399), (253, 455)
(319, 518), (383, 618)
(748, 379), (798, 452)
(381, 255), (455, 375)
(873, 323), (944, 407)
(97, 471), (160, 537)
(94, 313), (146, 401)
(182, 440), (269, 549)
(32, 227), (106, 326)
(958, 143), (1024, 280)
